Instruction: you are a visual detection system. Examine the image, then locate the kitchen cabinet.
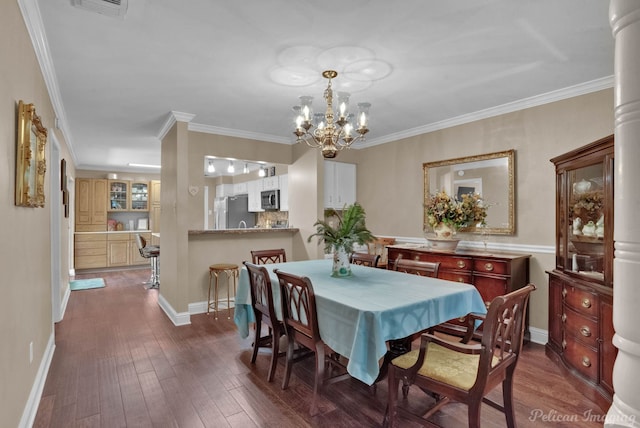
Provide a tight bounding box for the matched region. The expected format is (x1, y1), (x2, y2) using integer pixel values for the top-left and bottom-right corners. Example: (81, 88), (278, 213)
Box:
(150, 180), (161, 233)
(324, 161), (356, 209)
(547, 135), (615, 410)
(233, 182), (248, 195)
(248, 179), (264, 212)
(108, 180), (149, 211)
(75, 178), (108, 231)
(75, 231), (151, 270)
(215, 184), (234, 197)
(279, 174), (289, 211)
(262, 175), (279, 191)
(130, 181), (149, 211)
(387, 245), (530, 338)
(107, 233), (130, 266)
(74, 233), (107, 269)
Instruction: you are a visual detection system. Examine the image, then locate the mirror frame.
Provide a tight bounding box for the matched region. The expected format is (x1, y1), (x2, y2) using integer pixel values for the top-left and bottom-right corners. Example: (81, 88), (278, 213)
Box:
(423, 149), (515, 235)
(16, 100), (47, 207)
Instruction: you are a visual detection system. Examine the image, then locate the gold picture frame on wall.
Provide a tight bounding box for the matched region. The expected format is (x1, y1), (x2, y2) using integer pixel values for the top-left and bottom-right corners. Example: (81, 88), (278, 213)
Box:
(16, 100), (47, 207)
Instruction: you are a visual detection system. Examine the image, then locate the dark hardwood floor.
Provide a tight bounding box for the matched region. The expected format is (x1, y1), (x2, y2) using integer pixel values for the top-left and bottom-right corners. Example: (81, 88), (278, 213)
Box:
(34, 268), (606, 427)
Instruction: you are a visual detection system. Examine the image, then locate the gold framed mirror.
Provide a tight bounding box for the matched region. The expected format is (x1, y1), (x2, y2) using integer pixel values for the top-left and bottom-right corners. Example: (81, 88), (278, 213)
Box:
(16, 100), (47, 207)
(423, 150), (515, 235)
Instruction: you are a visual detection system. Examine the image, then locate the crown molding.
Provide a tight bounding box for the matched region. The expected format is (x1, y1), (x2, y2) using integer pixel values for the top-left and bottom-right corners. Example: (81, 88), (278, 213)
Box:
(188, 122), (291, 144)
(157, 111), (196, 140)
(361, 76), (614, 148)
(18, 0), (78, 164)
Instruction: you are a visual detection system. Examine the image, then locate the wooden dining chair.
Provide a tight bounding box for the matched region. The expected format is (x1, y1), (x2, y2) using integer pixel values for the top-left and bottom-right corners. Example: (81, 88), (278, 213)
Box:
(251, 248), (287, 264)
(367, 237), (396, 268)
(350, 252), (380, 268)
(384, 284), (536, 428)
(244, 261), (284, 382)
(393, 254), (440, 277)
(274, 269), (351, 416)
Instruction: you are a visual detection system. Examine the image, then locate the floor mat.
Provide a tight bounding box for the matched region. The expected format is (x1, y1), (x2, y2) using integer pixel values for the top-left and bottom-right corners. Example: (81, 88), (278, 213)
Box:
(69, 278), (105, 291)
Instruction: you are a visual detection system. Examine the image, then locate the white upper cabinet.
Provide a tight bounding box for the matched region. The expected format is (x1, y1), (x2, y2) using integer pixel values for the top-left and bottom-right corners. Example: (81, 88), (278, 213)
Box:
(324, 161), (356, 209)
(279, 174), (289, 211)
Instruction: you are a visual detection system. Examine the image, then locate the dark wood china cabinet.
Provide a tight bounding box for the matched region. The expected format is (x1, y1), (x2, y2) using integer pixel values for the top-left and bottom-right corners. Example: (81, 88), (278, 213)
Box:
(546, 134), (616, 410)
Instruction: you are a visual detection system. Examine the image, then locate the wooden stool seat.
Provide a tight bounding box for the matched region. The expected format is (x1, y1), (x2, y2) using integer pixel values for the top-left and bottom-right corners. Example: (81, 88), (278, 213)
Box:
(208, 264), (239, 319)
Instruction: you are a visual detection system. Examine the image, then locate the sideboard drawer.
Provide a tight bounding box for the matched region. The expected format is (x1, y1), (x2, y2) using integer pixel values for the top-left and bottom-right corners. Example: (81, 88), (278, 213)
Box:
(473, 259), (509, 275)
(439, 271), (472, 284)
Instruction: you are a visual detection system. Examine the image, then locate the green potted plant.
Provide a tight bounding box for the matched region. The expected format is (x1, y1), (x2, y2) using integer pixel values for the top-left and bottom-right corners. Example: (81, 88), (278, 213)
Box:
(308, 203), (375, 277)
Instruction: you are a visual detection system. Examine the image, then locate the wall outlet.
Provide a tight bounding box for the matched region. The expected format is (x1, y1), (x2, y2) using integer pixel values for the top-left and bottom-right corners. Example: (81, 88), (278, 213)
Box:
(29, 341), (33, 363)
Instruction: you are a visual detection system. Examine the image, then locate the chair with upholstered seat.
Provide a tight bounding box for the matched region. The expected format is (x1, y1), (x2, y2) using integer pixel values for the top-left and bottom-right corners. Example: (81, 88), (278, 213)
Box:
(251, 248), (287, 265)
(274, 269), (351, 415)
(135, 233), (160, 289)
(384, 284), (536, 428)
(350, 252), (380, 268)
(392, 254), (440, 277)
(244, 261), (284, 382)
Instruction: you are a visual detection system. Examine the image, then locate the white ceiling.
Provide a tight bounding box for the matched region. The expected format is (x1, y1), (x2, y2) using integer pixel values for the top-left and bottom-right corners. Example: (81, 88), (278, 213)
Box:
(31, 0), (614, 173)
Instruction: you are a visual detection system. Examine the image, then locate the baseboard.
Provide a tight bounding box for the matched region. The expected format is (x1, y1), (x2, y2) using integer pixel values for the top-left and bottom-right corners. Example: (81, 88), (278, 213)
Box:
(19, 332), (55, 428)
(188, 299), (235, 315)
(157, 293), (191, 326)
(59, 284), (70, 322)
(529, 326), (548, 345)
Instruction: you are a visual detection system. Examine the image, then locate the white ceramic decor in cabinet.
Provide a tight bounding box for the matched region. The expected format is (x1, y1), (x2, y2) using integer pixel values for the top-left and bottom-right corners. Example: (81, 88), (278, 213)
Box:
(247, 179), (264, 212)
(279, 174), (289, 211)
(324, 161), (356, 209)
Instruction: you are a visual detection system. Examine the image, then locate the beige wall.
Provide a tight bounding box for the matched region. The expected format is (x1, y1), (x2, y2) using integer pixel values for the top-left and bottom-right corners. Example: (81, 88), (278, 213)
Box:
(162, 91), (613, 333)
(355, 89), (614, 331)
(0, 1), (74, 426)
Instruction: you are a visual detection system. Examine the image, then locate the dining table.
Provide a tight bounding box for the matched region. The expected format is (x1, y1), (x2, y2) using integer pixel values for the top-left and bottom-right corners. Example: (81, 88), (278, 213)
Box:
(233, 259), (487, 385)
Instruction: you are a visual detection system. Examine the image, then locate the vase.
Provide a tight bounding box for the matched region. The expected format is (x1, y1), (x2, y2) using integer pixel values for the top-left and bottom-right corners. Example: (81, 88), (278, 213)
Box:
(428, 222), (460, 251)
(332, 247), (352, 277)
(433, 222), (457, 239)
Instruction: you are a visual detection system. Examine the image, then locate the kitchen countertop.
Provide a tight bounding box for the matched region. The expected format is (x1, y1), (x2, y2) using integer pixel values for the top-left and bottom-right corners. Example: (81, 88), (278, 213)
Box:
(75, 230), (151, 234)
(188, 228), (298, 235)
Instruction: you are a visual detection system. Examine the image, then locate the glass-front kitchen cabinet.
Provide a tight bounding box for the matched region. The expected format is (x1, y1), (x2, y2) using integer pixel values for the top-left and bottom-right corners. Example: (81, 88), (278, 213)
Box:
(546, 135), (615, 410)
(108, 180), (149, 211)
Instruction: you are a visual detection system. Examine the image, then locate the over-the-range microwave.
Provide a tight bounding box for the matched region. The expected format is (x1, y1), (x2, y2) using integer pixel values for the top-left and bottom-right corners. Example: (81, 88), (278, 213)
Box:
(261, 189), (280, 210)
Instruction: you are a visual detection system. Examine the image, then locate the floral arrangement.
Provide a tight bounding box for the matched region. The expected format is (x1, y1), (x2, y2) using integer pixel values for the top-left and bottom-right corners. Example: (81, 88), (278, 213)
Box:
(572, 190), (603, 223)
(425, 190), (488, 230)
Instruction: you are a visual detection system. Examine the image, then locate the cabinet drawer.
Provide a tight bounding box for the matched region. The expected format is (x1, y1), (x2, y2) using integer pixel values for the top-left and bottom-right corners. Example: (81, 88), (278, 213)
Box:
(473, 275), (508, 307)
(75, 255), (107, 269)
(473, 259), (509, 275)
(414, 254), (473, 271)
(75, 233), (107, 242)
(108, 233), (130, 241)
(563, 285), (598, 317)
(563, 339), (598, 382)
(563, 305), (598, 348)
(439, 271), (472, 284)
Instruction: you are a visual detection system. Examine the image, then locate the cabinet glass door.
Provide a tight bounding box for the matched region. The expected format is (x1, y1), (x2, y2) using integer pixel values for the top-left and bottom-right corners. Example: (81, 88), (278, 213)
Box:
(130, 181), (149, 211)
(108, 180), (128, 211)
(567, 163), (604, 280)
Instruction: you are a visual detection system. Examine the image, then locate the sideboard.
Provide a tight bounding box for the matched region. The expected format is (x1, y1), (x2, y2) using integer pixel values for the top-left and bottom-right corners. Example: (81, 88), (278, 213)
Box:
(386, 245), (531, 338)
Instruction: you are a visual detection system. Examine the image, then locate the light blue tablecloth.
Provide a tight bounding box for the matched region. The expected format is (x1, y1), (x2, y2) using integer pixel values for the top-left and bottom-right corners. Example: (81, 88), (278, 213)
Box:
(234, 259), (487, 385)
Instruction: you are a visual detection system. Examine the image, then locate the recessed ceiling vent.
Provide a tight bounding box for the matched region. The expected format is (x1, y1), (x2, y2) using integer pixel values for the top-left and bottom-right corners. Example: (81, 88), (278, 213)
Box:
(71, 0), (128, 19)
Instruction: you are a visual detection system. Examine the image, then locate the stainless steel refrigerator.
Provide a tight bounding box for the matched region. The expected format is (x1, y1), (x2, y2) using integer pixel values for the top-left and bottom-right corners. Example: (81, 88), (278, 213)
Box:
(214, 194), (256, 229)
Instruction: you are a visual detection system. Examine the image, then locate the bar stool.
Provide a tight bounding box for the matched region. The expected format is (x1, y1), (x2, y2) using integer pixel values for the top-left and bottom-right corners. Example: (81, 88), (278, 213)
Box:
(208, 263), (239, 319)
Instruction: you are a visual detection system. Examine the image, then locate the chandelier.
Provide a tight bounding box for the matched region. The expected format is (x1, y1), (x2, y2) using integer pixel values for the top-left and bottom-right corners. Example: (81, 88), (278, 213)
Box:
(293, 70), (371, 158)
